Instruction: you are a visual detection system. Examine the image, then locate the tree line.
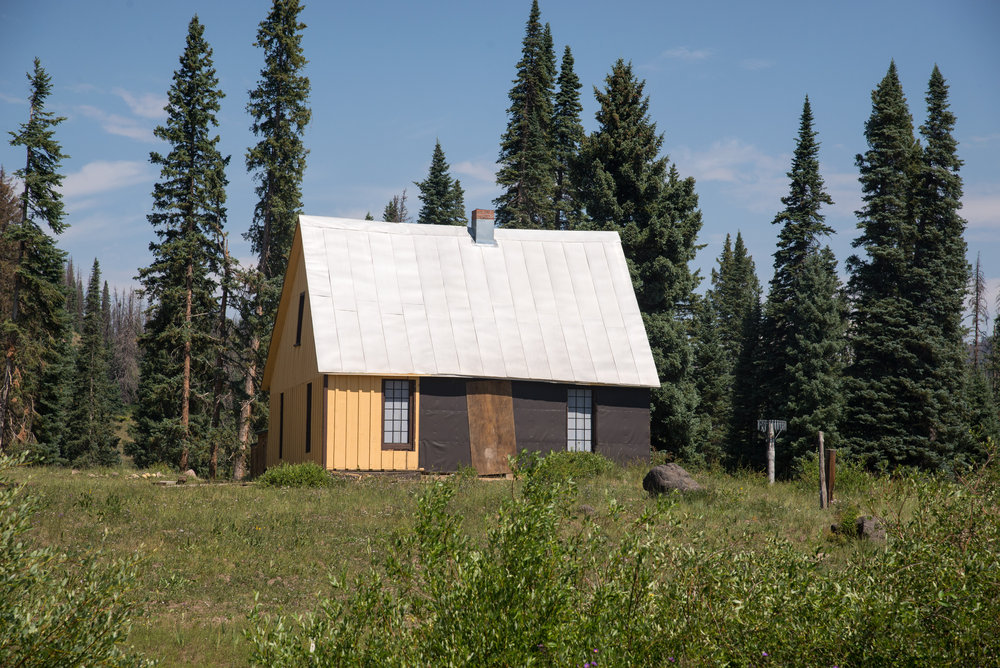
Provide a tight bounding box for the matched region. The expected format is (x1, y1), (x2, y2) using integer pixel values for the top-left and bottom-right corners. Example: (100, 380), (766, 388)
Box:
(1, 0), (997, 478)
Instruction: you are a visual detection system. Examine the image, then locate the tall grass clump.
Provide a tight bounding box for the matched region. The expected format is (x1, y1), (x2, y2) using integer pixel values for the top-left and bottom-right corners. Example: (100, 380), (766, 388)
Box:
(517, 449), (617, 483)
(248, 454), (1000, 666)
(256, 462), (334, 488)
(0, 454), (150, 667)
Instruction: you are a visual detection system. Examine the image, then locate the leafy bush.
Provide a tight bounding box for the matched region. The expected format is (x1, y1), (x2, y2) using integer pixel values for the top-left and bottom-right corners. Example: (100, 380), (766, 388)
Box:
(0, 454), (149, 666)
(257, 462), (333, 488)
(515, 449), (617, 483)
(248, 456), (1000, 666)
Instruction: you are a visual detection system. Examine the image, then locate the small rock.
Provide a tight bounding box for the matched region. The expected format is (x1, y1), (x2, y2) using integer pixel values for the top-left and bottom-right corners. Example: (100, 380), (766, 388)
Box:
(183, 469), (198, 480)
(71, 469), (80, 475)
(578, 504), (596, 518)
(856, 515), (886, 542)
(642, 463), (703, 495)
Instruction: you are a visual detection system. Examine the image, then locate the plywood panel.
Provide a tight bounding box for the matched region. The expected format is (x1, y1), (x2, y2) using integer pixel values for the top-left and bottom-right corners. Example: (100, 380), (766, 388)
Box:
(467, 380), (516, 475)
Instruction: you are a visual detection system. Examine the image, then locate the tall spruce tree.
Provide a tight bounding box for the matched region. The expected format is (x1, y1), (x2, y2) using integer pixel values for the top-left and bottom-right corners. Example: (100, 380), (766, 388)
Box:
(65, 260), (120, 467)
(552, 45), (584, 229)
(690, 296), (730, 463)
(132, 16), (229, 472)
(843, 62), (962, 470)
(912, 65), (971, 461)
(415, 141), (466, 225)
(494, 1), (556, 229)
(0, 59), (69, 454)
(705, 233), (763, 466)
(237, 0), (310, 479)
(577, 60), (702, 455)
(761, 97), (845, 475)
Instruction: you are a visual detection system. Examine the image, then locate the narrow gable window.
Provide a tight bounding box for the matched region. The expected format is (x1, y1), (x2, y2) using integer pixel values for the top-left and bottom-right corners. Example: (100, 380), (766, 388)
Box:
(382, 379), (414, 450)
(567, 388), (593, 452)
(305, 382), (312, 453)
(294, 291), (305, 346)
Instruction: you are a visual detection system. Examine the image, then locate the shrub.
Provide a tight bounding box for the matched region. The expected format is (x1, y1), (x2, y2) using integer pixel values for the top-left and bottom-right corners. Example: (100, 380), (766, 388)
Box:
(0, 454), (149, 666)
(256, 462), (333, 488)
(248, 455), (1000, 666)
(515, 449), (617, 484)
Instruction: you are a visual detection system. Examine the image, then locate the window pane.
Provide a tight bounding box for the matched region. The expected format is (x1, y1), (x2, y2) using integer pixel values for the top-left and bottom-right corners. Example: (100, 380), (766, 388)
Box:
(383, 380), (411, 447)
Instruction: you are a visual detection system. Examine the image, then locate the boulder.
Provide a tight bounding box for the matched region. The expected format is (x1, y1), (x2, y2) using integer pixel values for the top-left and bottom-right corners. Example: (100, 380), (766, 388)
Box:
(183, 469), (198, 480)
(856, 515), (886, 542)
(643, 463), (703, 495)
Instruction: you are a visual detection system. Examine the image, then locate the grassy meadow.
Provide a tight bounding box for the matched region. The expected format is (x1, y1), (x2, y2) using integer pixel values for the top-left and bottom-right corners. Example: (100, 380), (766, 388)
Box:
(6, 453), (999, 666)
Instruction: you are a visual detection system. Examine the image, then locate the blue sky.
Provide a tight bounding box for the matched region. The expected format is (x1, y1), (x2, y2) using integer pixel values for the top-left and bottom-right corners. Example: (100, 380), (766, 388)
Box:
(2, 0), (999, 326)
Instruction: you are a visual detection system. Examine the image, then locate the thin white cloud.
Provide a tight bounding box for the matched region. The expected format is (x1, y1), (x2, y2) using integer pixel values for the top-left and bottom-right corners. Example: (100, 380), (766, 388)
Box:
(963, 193), (1000, 229)
(824, 172), (864, 220)
(453, 160), (496, 184)
(60, 160), (152, 199)
(662, 46), (713, 62)
(740, 58), (774, 71)
(672, 139), (787, 212)
(77, 104), (155, 142)
(113, 88), (166, 119)
(969, 132), (1000, 144)
(0, 92), (24, 105)
(68, 82), (100, 94)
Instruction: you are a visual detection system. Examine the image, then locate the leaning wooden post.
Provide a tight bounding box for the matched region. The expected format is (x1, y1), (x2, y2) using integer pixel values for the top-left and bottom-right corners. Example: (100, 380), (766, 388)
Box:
(766, 421), (775, 485)
(818, 431), (827, 509)
(825, 449), (836, 504)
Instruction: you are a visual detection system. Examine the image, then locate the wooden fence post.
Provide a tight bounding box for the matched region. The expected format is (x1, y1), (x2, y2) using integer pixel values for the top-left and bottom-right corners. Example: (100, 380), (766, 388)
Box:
(818, 431), (827, 509)
(825, 449), (836, 505)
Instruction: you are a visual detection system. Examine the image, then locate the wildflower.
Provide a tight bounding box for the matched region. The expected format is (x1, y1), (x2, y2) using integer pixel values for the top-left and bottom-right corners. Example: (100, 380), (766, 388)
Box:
(594, 649), (599, 653)
(762, 651), (769, 657)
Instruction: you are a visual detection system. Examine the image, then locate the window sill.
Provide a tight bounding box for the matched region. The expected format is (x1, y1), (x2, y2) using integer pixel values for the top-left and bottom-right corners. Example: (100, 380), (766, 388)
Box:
(382, 443), (415, 451)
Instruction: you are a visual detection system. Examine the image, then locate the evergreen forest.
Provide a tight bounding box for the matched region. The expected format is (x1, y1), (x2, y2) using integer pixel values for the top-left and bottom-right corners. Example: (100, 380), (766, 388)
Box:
(1, 0), (998, 481)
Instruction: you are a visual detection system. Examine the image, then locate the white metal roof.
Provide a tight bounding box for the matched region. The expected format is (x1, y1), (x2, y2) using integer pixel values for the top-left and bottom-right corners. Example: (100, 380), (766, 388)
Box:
(299, 215), (660, 388)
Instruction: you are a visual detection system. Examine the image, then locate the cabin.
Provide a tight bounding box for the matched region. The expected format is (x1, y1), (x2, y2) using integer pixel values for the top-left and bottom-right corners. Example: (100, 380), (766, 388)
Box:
(258, 209), (659, 475)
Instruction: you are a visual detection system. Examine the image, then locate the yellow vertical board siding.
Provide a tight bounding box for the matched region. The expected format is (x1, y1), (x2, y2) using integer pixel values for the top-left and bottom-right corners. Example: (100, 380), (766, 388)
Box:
(345, 377), (359, 470)
(357, 379), (372, 470)
(324, 375), (419, 471)
(325, 379), (335, 470)
(368, 380), (382, 471)
(333, 381), (347, 470)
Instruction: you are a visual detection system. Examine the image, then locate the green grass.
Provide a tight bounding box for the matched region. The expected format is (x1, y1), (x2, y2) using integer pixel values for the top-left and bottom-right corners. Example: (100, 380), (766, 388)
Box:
(10, 455), (992, 665)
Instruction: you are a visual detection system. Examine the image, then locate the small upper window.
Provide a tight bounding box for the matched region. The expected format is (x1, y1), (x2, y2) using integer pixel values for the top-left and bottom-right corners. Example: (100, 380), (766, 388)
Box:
(383, 379), (414, 450)
(567, 388), (593, 452)
(294, 291), (305, 346)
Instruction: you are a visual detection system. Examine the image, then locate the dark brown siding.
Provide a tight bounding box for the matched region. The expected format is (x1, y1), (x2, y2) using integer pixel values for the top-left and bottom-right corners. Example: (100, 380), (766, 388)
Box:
(594, 386), (650, 464)
(418, 378), (471, 472)
(420, 379), (650, 472)
(511, 382), (567, 456)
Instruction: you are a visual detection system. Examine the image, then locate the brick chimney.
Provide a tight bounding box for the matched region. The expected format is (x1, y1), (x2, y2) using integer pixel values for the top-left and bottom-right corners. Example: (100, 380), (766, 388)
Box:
(470, 209), (496, 246)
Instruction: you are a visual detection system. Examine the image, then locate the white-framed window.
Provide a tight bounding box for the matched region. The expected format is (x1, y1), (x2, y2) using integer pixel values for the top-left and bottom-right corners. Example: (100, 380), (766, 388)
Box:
(567, 388), (593, 452)
(382, 379), (414, 450)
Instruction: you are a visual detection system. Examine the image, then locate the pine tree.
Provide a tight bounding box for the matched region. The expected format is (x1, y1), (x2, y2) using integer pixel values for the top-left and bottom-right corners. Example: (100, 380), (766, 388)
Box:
(109, 287), (143, 406)
(577, 60), (702, 455)
(966, 366), (1000, 460)
(0, 59), (69, 454)
(382, 190), (411, 223)
(705, 233), (763, 466)
(911, 65), (971, 460)
(729, 296), (764, 467)
(552, 45), (584, 229)
(969, 254), (987, 367)
(760, 97), (845, 475)
(690, 296), (730, 463)
(843, 62), (957, 470)
(64, 260), (119, 467)
(494, 1), (556, 229)
(237, 0), (311, 479)
(132, 16), (229, 472)
(416, 141), (466, 226)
